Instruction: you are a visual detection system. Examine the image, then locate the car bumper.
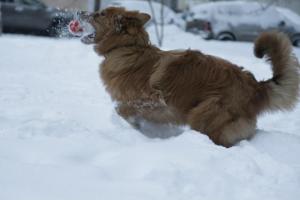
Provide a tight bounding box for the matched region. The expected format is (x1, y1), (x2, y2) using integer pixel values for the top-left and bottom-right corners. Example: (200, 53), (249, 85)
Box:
(199, 31), (213, 39)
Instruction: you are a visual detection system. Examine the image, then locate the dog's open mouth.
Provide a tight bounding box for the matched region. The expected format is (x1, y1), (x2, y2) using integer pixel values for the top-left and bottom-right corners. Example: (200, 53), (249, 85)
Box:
(68, 11), (96, 44)
(80, 25), (96, 45)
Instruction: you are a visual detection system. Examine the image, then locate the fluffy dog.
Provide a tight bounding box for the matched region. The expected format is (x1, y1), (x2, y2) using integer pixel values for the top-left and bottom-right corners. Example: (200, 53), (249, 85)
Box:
(79, 7), (300, 147)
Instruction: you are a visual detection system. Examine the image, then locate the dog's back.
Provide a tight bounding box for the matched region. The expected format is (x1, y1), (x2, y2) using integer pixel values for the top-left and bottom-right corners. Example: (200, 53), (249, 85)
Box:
(151, 50), (260, 117)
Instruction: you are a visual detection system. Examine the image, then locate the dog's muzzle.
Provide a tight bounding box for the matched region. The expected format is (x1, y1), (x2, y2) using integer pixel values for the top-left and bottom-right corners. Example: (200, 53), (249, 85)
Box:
(75, 11), (96, 44)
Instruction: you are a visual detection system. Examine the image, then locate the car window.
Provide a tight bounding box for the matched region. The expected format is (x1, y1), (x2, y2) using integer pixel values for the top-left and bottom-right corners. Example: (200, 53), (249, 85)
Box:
(197, 8), (209, 15)
(192, 6), (213, 20)
(0, 0), (14, 3)
(217, 5), (243, 16)
(277, 7), (300, 26)
(15, 0), (44, 6)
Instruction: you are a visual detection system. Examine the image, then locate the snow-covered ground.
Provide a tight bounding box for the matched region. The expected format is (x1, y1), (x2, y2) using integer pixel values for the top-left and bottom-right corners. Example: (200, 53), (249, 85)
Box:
(1, 25), (300, 200)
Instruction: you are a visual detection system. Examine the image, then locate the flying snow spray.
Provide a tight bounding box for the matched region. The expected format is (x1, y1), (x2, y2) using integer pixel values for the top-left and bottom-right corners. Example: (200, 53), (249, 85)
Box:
(68, 11), (95, 38)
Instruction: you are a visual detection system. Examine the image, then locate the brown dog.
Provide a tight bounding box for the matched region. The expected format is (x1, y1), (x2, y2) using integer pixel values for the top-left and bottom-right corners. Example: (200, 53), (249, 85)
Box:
(80, 7), (300, 147)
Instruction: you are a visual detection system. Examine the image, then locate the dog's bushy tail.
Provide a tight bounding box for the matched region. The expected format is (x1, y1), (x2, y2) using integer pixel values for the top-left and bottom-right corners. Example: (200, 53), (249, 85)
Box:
(255, 31), (300, 112)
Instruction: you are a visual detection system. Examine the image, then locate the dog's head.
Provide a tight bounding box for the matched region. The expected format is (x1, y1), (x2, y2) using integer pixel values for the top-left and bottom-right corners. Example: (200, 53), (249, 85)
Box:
(79, 7), (151, 51)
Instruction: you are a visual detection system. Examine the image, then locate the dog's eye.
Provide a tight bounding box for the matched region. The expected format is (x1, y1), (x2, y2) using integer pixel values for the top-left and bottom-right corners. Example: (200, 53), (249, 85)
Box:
(100, 11), (106, 16)
(93, 13), (100, 18)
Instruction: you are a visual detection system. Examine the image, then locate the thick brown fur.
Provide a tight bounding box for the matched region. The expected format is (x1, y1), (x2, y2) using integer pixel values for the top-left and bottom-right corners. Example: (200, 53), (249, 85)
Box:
(84, 7), (300, 147)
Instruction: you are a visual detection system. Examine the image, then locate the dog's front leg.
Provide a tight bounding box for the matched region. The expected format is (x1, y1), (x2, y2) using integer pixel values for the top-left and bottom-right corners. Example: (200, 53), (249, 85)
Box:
(115, 103), (142, 129)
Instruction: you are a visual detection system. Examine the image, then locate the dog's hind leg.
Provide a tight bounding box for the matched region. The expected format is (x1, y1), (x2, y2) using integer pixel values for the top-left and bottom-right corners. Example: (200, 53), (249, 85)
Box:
(187, 98), (257, 147)
(186, 98), (235, 146)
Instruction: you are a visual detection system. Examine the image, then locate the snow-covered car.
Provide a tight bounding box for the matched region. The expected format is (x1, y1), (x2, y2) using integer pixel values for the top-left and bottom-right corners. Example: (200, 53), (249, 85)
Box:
(0, 0), (74, 36)
(184, 1), (300, 46)
(102, 0), (185, 29)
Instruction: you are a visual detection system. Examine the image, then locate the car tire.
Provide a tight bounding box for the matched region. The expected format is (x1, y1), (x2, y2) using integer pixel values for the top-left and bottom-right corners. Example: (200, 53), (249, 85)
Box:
(216, 32), (235, 41)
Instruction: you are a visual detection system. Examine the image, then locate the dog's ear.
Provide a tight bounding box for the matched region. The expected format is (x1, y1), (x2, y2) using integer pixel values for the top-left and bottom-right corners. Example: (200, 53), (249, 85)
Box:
(136, 13), (151, 26)
(114, 14), (124, 33)
(114, 12), (151, 33)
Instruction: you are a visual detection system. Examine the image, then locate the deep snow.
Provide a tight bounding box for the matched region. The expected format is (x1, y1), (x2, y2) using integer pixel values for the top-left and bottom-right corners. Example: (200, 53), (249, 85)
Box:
(0, 25), (300, 200)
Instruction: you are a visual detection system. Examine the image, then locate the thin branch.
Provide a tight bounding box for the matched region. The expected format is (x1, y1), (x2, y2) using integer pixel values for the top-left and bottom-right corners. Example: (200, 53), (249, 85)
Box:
(160, 0), (164, 46)
(147, 0), (164, 46)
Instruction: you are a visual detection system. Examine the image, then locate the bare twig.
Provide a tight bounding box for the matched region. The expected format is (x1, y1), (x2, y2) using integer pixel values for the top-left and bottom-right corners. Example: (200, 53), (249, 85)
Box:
(160, 0), (164, 46)
(147, 0), (165, 46)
